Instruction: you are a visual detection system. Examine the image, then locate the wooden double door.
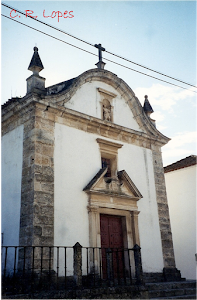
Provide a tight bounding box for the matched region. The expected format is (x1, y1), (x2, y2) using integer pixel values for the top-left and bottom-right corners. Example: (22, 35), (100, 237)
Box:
(100, 214), (125, 279)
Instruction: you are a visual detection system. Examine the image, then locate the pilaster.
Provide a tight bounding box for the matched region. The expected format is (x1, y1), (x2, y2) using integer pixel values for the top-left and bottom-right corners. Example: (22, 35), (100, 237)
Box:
(87, 205), (99, 248)
(19, 102), (55, 247)
(130, 211), (140, 246)
(152, 146), (181, 280)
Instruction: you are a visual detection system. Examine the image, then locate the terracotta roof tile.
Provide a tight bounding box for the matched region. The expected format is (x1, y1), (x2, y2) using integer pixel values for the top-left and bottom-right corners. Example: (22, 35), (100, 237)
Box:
(1, 97), (21, 108)
(164, 155), (197, 173)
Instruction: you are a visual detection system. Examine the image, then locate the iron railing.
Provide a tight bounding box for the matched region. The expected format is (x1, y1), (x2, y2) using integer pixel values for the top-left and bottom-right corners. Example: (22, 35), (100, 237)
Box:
(2, 243), (144, 294)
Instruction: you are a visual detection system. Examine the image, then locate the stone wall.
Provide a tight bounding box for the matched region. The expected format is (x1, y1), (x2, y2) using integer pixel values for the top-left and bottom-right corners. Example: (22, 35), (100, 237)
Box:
(152, 146), (181, 280)
(152, 146), (175, 269)
(19, 102), (55, 249)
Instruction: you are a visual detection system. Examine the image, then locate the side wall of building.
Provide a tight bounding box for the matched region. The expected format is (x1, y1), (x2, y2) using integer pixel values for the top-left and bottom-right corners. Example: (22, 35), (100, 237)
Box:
(1, 125), (24, 247)
(54, 123), (164, 275)
(165, 166), (196, 280)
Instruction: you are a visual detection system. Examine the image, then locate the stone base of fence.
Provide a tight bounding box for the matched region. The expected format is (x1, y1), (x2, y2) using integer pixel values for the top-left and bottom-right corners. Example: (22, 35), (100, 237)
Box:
(2, 284), (149, 299)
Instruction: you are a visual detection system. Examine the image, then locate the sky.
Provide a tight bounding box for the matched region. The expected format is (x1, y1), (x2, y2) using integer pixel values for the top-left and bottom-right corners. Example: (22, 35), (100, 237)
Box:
(1, 1), (196, 166)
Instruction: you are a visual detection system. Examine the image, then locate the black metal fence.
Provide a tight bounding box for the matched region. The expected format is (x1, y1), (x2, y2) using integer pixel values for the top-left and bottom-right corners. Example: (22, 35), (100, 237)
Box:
(2, 243), (144, 294)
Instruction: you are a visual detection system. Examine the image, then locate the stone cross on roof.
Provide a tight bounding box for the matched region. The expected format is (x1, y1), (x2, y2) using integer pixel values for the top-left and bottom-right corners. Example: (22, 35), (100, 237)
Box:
(94, 43), (106, 70)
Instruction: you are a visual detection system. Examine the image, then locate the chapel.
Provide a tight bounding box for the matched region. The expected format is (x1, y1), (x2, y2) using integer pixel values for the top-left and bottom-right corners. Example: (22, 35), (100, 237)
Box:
(1, 46), (182, 283)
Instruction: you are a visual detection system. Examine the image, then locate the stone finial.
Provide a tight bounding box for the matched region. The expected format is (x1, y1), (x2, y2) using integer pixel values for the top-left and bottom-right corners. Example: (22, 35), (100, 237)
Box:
(28, 47), (44, 75)
(143, 95), (156, 127)
(95, 61), (106, 69)
(143, 95), (154, 115)
(26, 47), (45, 94)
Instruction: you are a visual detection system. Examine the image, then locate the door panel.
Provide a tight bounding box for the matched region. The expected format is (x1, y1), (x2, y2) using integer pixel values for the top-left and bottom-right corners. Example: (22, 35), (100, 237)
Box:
(100, 214), (124, 279)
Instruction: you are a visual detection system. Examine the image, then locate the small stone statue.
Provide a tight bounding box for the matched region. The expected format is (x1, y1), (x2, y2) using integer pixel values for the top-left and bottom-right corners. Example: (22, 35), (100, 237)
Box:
(103, 104), (111, 121)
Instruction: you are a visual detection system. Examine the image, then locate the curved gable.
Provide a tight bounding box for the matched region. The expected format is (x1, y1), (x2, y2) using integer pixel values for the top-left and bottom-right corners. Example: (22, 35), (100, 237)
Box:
(65, 80), (142, 132)
(46, 68), (169, 144)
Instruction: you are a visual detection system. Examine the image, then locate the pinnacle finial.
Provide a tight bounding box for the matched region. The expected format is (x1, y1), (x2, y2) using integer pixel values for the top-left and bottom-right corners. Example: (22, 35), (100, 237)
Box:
(26, 47), (45, 94)
(143, 95), (154, 114)
(28, 46), (44, 75)
(143, 95), (156, 127)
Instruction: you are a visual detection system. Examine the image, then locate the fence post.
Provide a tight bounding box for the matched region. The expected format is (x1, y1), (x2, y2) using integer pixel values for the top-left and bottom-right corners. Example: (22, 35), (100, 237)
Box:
(106, 248), (113, 282)
(73, 242), (82, 287)
(132, 244), (144, 285)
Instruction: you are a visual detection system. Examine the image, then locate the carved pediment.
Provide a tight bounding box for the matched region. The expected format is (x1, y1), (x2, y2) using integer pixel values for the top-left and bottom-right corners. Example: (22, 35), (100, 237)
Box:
(117, 170), (143, 198)
(83, 168), (142, 201)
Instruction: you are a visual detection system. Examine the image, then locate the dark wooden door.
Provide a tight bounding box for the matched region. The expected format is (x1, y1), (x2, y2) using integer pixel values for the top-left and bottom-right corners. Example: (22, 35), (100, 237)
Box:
(100, 214), (124, 279)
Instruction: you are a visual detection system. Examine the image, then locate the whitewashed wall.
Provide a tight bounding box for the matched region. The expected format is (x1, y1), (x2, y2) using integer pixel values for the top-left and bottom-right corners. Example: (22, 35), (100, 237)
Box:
(1, 125), (23, 275)
(118, 145), (164, 272)
(165, 166), (196, 280)
(1, 125), (24, 247)
(54, 124), (164, 274)
(64, 81), (142, 132)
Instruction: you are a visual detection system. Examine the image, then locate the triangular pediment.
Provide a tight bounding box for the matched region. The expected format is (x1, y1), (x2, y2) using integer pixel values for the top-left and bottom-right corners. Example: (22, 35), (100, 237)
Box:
(83, 168), (143, 200)
(117, 170), (143, 198)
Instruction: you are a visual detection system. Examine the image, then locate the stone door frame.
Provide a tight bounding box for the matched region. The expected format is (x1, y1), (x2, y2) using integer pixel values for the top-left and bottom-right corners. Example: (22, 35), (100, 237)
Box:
(88, 204), (140, 250)
(87, 192), (140, 276)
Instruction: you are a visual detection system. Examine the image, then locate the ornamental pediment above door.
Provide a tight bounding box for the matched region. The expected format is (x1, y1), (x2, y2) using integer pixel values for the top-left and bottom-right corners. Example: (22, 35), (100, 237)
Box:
(84, 167), (142, 255)
(83, 168), (143, 204)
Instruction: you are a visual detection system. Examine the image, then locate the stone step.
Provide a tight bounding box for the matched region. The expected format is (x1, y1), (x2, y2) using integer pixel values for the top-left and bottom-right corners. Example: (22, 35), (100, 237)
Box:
(146, 280), (196, 290)
(147, 280), (196, 299)
(150, 295), (196, 299)
(149, 288), (196, 298)
(144, 272), (164, 283)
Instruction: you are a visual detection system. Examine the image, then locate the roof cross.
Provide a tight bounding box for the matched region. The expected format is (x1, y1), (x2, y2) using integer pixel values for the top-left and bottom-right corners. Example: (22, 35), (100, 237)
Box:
(94, 43), (106, 69)
(95, 43), (105, 62)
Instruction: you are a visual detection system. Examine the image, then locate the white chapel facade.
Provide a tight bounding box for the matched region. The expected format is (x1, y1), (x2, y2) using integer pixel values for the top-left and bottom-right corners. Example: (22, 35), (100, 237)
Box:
(2, 47), (181, 280)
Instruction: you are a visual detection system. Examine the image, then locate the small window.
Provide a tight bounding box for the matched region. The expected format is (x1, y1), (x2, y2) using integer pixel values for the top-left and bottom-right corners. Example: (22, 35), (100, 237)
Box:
(97, 138), (123, 178)
(101, 157), (111, 177)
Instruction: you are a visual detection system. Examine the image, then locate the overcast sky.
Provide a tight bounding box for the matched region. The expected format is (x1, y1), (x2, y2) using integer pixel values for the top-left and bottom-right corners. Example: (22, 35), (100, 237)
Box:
(1, 1), (196, 166)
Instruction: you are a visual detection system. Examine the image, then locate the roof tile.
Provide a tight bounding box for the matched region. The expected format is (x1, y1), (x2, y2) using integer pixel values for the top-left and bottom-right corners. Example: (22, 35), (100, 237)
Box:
(164, 155), (197, 173)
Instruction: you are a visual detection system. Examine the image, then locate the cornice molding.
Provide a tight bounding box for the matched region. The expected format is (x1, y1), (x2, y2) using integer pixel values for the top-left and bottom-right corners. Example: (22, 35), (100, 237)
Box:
(2, 100), (169, 148)
(2, 69), (170, 147)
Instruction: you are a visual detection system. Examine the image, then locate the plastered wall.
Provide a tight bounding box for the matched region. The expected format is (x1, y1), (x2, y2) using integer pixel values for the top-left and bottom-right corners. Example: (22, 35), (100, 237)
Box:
(54, 124), (164, 274)
(1, 125), (24, 274)
(1, 125), (24, 247)
(165, 166), (196, 280)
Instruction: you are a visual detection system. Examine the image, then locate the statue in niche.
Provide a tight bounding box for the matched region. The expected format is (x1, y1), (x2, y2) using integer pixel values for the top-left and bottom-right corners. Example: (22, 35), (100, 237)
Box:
(103, 99), (111, 121)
